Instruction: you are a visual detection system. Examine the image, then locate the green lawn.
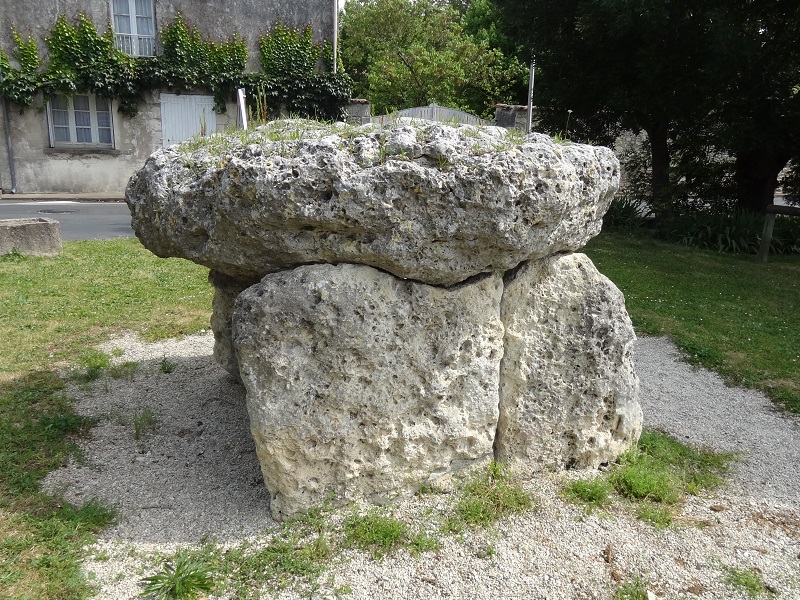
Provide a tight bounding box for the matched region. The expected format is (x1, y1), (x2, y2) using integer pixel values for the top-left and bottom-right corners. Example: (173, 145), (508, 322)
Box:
(0, 233), (797, 598)
(0, 238), (212, 376)
(585, 230), (800, 413)
(0, 239), (212, 600)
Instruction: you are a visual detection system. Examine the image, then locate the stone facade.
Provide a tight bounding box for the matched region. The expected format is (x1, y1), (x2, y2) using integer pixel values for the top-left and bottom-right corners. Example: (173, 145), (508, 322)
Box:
(0, 0), (334, 194)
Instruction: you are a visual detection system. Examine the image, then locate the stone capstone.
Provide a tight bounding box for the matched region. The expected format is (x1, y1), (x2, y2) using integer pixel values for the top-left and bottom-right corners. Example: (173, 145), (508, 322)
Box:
(126, 119), (642, 520)
(126, 119), (619, 286)
(233, 263), (504, 519)
(496, 254), (642, 471)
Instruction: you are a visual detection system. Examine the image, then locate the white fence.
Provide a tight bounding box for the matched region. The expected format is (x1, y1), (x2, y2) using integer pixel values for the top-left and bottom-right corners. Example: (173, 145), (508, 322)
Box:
(372, 103), (491, 127)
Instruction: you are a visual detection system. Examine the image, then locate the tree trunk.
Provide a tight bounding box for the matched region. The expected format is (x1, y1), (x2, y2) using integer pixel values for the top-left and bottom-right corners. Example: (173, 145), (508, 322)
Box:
(734, 149), (790, 213)
(645, 121), (671, 220)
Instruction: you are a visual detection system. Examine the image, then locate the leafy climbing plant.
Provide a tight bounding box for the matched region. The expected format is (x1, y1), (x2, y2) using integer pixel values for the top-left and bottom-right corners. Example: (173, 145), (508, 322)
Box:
(0, 12), (351, 120)
(0, 29), (41, 107)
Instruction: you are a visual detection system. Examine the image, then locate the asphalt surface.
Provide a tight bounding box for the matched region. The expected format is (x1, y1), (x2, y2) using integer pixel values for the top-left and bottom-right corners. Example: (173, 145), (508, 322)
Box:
(0, 200), (134, 241)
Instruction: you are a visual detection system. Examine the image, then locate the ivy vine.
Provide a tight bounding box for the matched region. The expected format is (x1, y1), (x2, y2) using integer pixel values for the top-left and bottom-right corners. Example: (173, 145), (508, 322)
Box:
(0, 13), (351, 120)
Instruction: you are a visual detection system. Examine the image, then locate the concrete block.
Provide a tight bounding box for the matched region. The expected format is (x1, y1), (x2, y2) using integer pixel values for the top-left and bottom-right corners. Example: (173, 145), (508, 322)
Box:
(0, 218), (62, 256)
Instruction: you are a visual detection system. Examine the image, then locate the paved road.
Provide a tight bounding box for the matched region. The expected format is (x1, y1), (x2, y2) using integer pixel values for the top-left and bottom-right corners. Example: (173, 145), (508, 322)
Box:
(0, 200), (134, 241)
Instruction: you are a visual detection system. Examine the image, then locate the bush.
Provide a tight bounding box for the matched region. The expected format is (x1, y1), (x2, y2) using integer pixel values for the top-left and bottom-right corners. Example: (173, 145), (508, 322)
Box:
(661, 210), (800, 255)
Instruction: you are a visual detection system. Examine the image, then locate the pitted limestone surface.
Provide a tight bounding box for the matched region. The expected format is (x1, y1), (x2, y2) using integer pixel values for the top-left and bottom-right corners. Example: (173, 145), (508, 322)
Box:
(126, 119), (639, 519)
(126, 119), (619, 286)
(233, 263), (504, 519)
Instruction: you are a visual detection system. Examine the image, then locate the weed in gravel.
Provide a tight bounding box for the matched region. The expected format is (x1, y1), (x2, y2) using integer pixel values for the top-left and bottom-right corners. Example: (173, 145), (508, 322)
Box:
(635, 502), (673, 528)
(609, 453), (683, 504)
(222, 533), (332, 593)
(408, 531), (441, 556)
(723, 566), (770, 597)
(637, 429), (736, 494)
(563, 476), (614, 512)
(445, 461), (533, 532)
(160, 357), (177, 374)
(343, 510), (409, 558)
(141, 549), (217, 600)
(109, 361), (139, 380)
(609, 429), (735, 507)
(613, 575), (649, 600)
(72, 349), (112, 383)
(133, 408), (158, 440)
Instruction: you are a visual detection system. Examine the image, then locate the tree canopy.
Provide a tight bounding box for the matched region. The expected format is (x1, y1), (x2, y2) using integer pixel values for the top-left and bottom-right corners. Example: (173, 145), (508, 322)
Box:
(492, 0), (800, 213)
(340, 0), (526, 118)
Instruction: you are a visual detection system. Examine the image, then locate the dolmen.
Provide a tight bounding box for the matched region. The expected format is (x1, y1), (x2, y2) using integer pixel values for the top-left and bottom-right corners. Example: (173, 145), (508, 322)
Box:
(126, 119), (642, 520)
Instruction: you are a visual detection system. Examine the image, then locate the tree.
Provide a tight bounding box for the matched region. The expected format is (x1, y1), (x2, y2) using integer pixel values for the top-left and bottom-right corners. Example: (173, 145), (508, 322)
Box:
(492, 0), (800, 213)
(493, 0), (719, 214)
(707, 1), (800, 212)
(340, 0), (525, 117)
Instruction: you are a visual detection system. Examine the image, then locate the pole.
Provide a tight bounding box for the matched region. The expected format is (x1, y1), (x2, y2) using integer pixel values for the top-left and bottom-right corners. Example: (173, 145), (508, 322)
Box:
(526, 58), (535, 134)
(333, 0), (338, 74)
(0, 65), (18, 193)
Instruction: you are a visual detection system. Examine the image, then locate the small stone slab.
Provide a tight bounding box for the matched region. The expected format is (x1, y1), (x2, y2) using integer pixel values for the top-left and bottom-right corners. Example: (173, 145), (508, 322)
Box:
(0, 217), (62, 257)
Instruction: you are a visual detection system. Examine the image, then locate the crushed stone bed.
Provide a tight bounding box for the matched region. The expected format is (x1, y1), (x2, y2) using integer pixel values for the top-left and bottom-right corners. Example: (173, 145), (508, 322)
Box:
(42, 333), (800, 599)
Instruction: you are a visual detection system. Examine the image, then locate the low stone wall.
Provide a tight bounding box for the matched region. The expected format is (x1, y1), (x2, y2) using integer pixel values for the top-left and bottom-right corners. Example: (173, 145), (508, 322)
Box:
(0, 217), (62, 256)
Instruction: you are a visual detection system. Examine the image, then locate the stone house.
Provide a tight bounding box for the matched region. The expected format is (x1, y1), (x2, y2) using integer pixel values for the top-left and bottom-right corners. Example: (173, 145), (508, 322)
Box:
(0, 0), (336, 194)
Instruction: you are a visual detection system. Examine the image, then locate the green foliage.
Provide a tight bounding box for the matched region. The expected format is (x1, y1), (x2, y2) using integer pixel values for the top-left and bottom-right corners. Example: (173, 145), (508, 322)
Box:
(140, 14), (248, 113)
(260, 24), (321, 77)
(0, 13), (349, 120)
(342, 510), (410, 558)
(602, 195), (651, 230)
(636, 430), (734, 494)
(73, 348), (112, 382)
(0, 369), (115, 599)
(141, 550), (217, 600)
(252, 24), (351, 120)
(609, 430), (735, 508)
(661, 211), (800, 256)
(341, 507), (442, 559)
(635, 502), (673, 529)
(446, 461), (533, 531)
(609, 454), (683, 505)
(562, 477), (614, 512)
(340, 0), (525, 118)
(133, 408), (157, 440)
(613, 575), (650, 600)
(160, 357), (176, 374)
(723, 566), (770, 598)
(0, 29), (42, 107)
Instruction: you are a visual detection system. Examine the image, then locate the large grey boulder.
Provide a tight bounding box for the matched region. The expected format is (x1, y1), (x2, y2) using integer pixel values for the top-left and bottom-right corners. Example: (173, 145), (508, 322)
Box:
(126, 119), (619, 286)
(126, 119), (641, 519)
(496, 253), (642, 471)
(232, 263), (505, 519)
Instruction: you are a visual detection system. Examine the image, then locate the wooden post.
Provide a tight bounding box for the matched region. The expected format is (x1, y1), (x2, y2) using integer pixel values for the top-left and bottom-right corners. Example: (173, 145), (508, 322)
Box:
(758, 204), (800, 262)
(758, 212), (776, 262)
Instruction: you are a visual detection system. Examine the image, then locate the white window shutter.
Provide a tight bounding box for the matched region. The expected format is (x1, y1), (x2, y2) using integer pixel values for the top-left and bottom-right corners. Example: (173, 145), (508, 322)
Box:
(160, 94), (216, 147)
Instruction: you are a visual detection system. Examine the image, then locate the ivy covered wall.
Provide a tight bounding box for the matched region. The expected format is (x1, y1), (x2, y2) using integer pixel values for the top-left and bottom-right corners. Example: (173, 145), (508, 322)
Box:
(0, 0), (351, 194)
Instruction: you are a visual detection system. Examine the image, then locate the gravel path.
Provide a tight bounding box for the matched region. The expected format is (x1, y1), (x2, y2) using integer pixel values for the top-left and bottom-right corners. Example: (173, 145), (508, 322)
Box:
(42, 333), (800, 599)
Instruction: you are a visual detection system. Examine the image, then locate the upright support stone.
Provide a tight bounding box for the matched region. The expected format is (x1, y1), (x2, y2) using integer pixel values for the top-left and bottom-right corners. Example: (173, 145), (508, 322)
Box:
(496, 253), (642, 471)
(232, 263), (505, 519)
(208, 270), (260, 380)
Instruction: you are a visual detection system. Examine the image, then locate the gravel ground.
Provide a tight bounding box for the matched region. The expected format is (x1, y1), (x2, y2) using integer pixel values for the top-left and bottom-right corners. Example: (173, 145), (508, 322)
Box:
(42, 333), (800, 599)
